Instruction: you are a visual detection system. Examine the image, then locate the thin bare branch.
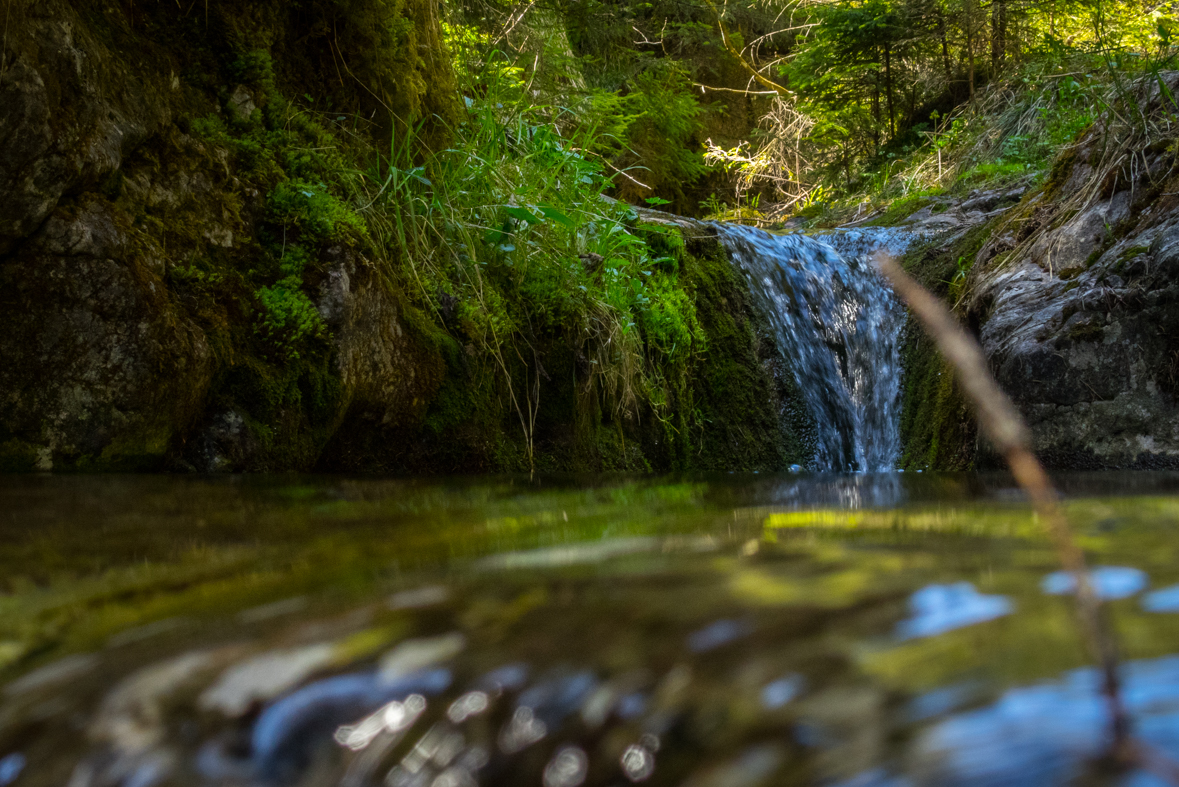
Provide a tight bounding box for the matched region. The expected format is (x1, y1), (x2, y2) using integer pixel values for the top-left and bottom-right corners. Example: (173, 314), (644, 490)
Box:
(701, 0), (794, 98)
(872, 252), (1130, 746)
(695, 83), (781, 95)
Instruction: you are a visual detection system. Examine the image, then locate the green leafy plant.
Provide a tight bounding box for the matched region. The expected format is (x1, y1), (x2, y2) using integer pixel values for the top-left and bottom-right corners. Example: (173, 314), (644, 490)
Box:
(255, 279), (328, 360)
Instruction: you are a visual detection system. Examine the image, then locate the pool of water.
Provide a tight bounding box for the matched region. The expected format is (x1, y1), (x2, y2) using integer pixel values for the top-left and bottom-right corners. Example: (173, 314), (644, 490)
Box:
(5, 473), (1179, 786)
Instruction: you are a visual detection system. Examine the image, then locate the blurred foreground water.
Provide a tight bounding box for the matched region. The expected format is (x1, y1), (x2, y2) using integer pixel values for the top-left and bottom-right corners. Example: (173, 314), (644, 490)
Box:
(6, 473), (1179, 786)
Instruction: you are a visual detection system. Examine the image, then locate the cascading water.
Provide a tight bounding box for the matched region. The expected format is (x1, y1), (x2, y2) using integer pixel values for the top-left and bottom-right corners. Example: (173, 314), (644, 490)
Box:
(716, 224), (913, 473)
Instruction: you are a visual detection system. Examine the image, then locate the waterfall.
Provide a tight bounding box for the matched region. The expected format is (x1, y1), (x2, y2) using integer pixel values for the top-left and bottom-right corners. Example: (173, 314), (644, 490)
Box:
(716, 224), (913, 473)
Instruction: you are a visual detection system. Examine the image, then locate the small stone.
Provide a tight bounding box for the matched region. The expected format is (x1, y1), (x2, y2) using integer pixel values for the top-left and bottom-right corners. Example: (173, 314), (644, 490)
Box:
(388, 586), (450, 610)
(378, 633), (465, 683)
(3, 653), (98, 698)
(95, 651), (222, 755)
(227, 85), (257, 122)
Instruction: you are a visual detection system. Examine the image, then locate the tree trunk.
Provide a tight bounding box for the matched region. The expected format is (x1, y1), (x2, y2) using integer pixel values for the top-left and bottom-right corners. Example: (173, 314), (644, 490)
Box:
(884, 43), (896, 138)
(991, 0), (1006, 72)
(937, 6), (953, 85)
(965, 0), (976, 101)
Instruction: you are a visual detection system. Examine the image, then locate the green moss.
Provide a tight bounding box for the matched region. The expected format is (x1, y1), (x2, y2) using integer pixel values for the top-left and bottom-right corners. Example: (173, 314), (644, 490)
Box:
(902, 219), (993, 299)
(254, 277), (329, 360)
(268, 181), (369, 246)
(1042, 147), (1079, 201)
(1066, 321), (1105, 343)
(897, 223), (992, 470)
(677, 232), (813, 470)
(1114, 245), (1150, 276)
(637, 221), (687, 270)
(955, 161), (1035, 187)
(899, 329), (977, 471)
(201, 352), (345, 470)
(83, 426), (176, 472)
(867, 194), (933, 227)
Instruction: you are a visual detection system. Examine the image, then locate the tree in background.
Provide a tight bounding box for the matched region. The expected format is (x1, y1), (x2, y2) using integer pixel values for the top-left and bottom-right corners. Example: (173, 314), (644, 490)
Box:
(446, 0), (1174, 217)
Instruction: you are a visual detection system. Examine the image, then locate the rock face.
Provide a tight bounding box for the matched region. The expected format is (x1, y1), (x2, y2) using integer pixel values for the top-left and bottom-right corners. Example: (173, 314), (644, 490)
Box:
(0, 4), (170, 256)
(0, 3), (198, 469)
(955, 93), (1179, 469)
(967, 200), (1179, 468)
(0, 198), (214, 469)
(0, 0), (449, 472)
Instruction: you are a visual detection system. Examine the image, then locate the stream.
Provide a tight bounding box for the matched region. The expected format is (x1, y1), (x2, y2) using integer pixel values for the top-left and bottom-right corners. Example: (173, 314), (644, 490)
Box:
(5, 474), (1179, 787)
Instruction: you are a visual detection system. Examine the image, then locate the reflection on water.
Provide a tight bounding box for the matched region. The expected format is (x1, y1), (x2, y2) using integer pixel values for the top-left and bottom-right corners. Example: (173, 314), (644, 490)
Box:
(895, 583), (1013, 641)
(1143, 585), (1179, 613)
(761, 472), (908, 509)
(906, 655), (1179, 786)
(6, 474), (1179, 786)
(687, 619), (753, 653)
(0, 754), (25, 787)
(1042, 566), (1150, 600)
(761, 675), (804, 709)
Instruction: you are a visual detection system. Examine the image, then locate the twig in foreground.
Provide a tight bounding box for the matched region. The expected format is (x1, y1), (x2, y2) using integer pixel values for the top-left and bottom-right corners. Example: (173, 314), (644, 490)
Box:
(872, 252), (1144, 765)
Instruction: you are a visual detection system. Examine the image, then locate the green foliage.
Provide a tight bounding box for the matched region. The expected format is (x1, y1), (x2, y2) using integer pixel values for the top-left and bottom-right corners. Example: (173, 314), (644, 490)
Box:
(639, 275), (704, 364)
(254, 277), (328, 360)
(867, 194), (935, 226)
(168, 258), (226, 289)
(341, 29), (720, 466)
(679, 0), (1168, 213)
(443, 0), (813, 213)
(613, 62), (710, 203)
(269, 181), (369, 244)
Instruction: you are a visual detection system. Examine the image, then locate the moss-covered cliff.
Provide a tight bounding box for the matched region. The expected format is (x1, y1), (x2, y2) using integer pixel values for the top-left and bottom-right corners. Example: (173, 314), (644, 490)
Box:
(0, 0), (810, 473)
(896, 224), (987, 470)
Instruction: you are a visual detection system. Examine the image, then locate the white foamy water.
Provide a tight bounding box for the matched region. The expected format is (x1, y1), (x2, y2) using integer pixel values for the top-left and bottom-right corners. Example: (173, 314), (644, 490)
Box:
(716, 224), (913, 472)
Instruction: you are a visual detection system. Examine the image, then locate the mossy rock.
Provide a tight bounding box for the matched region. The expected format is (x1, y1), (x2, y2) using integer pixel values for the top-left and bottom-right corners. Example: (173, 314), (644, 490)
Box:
(898, 326), (977, 471)
(896, 226), (989, 470)
(677, 230), (813, 471)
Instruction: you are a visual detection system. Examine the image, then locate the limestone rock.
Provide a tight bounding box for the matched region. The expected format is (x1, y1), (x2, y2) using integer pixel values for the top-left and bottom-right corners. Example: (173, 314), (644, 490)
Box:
(0, 2), (170, 255)
(0, 197), (214, 470)
(226, 85), (258, 123)
(965, 187), (1179, 468)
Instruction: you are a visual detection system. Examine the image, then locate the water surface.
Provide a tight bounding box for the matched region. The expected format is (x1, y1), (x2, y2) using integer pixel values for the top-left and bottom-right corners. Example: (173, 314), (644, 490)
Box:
(4, 473), (1179, 786)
